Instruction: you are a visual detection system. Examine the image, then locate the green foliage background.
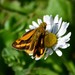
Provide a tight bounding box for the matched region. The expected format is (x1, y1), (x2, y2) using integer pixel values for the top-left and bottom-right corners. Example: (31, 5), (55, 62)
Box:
(0, 0), (75, 75)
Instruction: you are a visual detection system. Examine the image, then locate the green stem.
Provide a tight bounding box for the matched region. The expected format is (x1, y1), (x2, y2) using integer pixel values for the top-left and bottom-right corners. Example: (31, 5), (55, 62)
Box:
(61, 55), (75, 75)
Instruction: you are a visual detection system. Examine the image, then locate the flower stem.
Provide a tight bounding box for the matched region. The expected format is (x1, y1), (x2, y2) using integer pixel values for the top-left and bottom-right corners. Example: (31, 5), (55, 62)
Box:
(61, 55), (75, 75)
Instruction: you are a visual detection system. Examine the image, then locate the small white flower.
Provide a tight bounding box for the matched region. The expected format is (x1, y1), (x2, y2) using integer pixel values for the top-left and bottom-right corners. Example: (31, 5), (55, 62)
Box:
(25, 15), (71, 60)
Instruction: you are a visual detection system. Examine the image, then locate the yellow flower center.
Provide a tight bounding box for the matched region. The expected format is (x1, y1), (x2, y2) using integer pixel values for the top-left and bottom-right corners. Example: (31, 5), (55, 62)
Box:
(44, 32), (57, 48)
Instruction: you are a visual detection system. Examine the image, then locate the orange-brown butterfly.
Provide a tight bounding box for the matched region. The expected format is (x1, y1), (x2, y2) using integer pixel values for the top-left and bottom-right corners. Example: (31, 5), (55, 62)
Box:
(12, 22), (47, 60)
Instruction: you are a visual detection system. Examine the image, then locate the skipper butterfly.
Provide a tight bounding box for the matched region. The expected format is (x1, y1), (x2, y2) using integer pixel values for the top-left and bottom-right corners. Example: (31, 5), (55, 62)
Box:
(12, 22), (47, 60)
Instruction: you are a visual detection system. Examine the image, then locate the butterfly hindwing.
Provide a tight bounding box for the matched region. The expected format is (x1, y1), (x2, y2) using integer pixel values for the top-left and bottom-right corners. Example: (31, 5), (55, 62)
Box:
(32, 34), (45, 60)
(24, 34), (45, 60)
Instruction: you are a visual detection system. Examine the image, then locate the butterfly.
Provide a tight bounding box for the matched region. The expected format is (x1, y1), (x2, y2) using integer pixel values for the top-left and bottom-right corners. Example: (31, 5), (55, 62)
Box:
(12, 22), (48, 60)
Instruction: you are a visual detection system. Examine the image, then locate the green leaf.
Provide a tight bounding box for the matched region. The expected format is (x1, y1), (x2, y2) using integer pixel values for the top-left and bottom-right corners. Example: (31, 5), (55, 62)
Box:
(68, 61), (75, 74)
(4, 19), (10, 30)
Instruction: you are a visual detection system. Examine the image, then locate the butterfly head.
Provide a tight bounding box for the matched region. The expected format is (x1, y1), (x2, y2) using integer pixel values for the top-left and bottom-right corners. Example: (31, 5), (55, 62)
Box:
(40, 22), (47, 29)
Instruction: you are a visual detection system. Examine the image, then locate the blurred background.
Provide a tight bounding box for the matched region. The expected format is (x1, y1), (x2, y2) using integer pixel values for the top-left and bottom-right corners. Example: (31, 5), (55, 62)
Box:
(0, 0), (75, 75)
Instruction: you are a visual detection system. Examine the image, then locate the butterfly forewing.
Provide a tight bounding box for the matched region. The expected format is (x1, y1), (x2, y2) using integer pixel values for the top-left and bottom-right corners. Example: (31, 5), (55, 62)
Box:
(12, 29), (36, 49)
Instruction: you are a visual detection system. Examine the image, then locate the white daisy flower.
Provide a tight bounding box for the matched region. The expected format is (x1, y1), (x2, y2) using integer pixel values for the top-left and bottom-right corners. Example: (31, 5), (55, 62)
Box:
(25, 15), (71, 60)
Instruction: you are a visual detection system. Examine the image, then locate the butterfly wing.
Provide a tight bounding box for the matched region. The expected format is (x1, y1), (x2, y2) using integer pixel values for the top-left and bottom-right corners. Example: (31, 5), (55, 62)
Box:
(32, 34), (45, 60)
(12, 29), (36, 49)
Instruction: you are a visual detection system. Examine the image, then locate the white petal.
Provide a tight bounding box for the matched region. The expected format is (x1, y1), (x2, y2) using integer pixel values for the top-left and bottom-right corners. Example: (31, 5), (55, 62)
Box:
(37, 19), (42, 25)
(53, 39), (70, 50)
(55, 49), (62, 56)
(53, 40), (65, 50)
(58, 38), (70, 44)
(46, 23), (51, 32)
(45, 15), (53, 32)
(44, 48), (53, 60)
(59, 32), (71, 42)
(51, 17), (62, 34)
(54, 15), (59, 23)
(57, 22), (69, 37)
(53, 43), (59, 50)
(43, 15), (50, 24)
(25, 29), (29, 32)
(32, 21), (39, 27)
(57, 17), (62, 31)
(59, 43), (70, 49)
(52, 23), (58, 34)
(53, 38), (65, 50)
(65, 38), (70, 42)
(29, 25), (35, 29)
(43, 15), (52, 31)
(52, 17), (62, 34)
(50, 15), (53, 25)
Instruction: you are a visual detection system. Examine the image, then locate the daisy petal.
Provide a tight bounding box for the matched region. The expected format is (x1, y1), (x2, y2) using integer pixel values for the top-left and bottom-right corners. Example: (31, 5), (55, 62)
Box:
(45, 15), (53, 32)
(57, 17), (62, 31)
(54, 15), (59, 23)
(43, 15), (50, 24)
(46, 24), (51, 32)
(29, 25), (35, 29)
(53, 40), (65, 50)
(57, 22), (69, 37)
(53, 40), (70, 50)
(50, 15), (53, 25)
(52, 17), (62, 34)
(59, 43), (70, 49)
(55, 49), (62, 56)
(58, 38), (70, 43)
(32, 21), (39, 27)
(59, 32), (71, 42)
(37, 19), (42, 25)
(44, 48), (53, 60)
(52, 23), (58, 34)
(43, 15), (52, 31)
(53, 44), (59, 50)
(25, 29), (29, 32)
